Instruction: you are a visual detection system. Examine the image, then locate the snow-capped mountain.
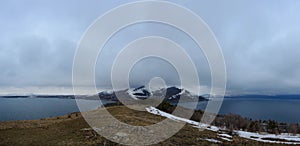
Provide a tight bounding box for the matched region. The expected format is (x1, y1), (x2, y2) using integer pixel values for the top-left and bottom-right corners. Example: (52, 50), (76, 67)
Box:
(126, 86), (208, 102)
(127, 85), (151, 99)
(94, 85), (209, 102)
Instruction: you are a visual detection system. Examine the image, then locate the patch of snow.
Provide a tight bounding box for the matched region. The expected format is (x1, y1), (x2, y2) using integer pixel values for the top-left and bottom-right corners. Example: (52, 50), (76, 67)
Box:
(219, 137), (232, 142)
(168, 89), (186, 100)
(178, 89), (185, 95)
(127, 86), (153, 100)
(218, 133), (233, 142)
(146, 106), (199, 125)
(126, 90), (136, 99)
(146, 106), (300, 145)
(207, 126), (220, 132)
(236, 130), (300, 145)
(146, 106), (219, 132)
(204, 138), (222, 143)
(218, 133), (232, 138)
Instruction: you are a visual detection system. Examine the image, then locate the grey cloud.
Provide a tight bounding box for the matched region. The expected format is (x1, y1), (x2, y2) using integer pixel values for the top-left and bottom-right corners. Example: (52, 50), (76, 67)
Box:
(0, 35), (76, 87)
(0, 0), (300, 94)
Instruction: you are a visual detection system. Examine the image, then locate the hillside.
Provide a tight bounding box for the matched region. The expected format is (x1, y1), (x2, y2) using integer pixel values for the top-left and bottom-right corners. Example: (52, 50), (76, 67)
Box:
(0, 105), (294, 146)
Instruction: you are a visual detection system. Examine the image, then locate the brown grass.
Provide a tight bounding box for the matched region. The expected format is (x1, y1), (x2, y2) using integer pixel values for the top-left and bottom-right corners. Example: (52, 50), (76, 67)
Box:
(0, 106), (291, 146)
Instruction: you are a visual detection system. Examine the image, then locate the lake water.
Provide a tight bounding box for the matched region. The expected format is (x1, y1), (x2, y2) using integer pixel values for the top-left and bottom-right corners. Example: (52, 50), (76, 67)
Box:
(0, 98), (112, 121)
(1, 97), (300, 123)
(178, 98), (300, 123)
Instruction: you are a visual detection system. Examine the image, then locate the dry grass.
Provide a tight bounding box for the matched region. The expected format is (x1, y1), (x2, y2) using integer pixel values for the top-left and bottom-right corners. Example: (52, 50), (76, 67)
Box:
(0, 106), (291, 146)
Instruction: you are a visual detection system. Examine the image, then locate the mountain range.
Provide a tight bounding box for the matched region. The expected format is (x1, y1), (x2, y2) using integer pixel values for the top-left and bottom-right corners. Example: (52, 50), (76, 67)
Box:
(97, 86), (208, 103)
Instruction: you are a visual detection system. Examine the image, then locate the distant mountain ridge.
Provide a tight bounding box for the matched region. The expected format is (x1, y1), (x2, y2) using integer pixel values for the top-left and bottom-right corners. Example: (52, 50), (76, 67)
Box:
(2, 91), (299, 101)
(96, 86), (208, 102)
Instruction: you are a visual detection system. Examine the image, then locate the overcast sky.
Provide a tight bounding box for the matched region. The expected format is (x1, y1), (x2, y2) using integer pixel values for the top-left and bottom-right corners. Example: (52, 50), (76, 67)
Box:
(0, 0), (299, 95)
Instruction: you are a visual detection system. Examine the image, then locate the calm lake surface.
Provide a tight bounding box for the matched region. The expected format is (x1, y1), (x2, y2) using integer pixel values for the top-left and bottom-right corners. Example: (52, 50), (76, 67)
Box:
(0, 98), (112, 121)
(1, 97), (300, 123)
(178, 98), (300, 123)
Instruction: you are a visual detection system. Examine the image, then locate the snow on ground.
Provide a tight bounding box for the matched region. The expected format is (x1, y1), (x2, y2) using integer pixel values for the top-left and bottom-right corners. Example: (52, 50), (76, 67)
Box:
(206, 126), (220, 132)
(146, 106), (300, 144)
(146, 106), (200, 126)
(219, 137), (233, 142)
(198, 138), (222, 143)
(218, 133), (233, 141)
(146, 106), (220, 131)
(204, 138), (221, 143)
(218, 133), (232, 138)
(236, 130), (300, 145)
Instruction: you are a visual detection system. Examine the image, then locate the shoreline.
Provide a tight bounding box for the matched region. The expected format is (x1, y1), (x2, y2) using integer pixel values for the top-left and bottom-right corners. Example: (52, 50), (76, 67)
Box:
(1, 98), (299, 123)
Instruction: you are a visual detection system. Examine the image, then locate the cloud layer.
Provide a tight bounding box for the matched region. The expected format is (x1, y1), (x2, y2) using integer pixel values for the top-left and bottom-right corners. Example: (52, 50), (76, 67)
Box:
(0, 0), (299, 95)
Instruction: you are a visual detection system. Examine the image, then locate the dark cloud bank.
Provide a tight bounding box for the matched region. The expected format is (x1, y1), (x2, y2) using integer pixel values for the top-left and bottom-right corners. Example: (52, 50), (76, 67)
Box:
(0, 0), (299, 95)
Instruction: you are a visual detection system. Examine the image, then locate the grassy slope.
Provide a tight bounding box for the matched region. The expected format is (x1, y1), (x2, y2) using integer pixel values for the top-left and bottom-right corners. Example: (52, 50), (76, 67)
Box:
(0, 106), (289, 146)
